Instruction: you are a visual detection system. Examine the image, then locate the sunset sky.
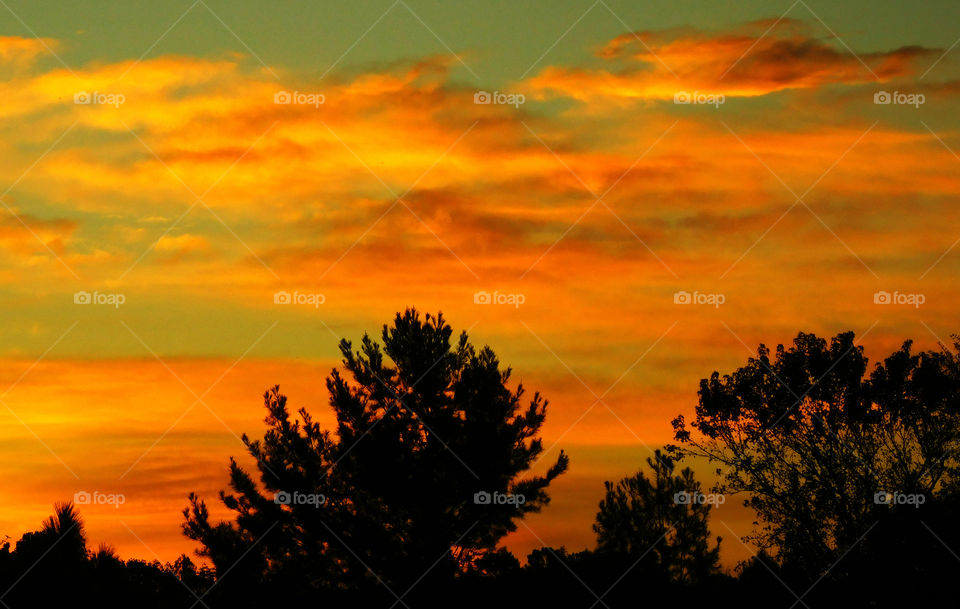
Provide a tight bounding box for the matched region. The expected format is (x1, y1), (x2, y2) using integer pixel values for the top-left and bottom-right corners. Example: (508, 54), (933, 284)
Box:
(0, 0), (958, 569)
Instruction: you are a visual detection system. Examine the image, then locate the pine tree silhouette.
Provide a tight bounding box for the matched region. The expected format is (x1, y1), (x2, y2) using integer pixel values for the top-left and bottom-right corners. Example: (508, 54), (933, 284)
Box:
(183, 308), (568, 600)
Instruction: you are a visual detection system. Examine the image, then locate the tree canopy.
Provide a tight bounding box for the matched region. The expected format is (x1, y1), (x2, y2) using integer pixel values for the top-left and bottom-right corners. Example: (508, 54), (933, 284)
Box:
(594, 449), (721, 584)
(183, 308), (568, 594)
(672, 331), (960, 578)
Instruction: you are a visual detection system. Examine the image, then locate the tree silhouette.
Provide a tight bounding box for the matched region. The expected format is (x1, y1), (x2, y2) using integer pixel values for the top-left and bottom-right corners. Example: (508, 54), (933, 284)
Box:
(0, 502), (210, 609)
(42, 501), (87, 558)
(594, 449), (720, 584)
(4, 503), (88, 607)
(183, 308), (568, 596)
(12, 501), (88, 585)
(672, 331), (960, 579)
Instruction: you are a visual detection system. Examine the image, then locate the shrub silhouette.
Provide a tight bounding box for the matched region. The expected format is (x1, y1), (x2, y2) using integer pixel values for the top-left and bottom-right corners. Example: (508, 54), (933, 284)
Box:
(183, 308), (568, 598)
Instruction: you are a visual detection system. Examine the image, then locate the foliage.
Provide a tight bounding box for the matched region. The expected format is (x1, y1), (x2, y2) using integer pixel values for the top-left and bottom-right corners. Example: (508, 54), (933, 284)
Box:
(594, 449), (721, 583)
(183, 308), (568, 593)
(672, 332), (960, 577)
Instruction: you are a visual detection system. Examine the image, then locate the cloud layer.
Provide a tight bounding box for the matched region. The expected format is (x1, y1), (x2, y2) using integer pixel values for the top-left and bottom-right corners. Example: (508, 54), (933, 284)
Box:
(0, 16), (957, 568)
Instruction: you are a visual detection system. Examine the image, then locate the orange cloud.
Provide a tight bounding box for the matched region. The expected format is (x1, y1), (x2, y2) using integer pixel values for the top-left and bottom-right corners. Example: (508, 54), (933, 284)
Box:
(0, 36), (57, 71)
(0, 213), (76, 260)
(526, 19), (937, 102)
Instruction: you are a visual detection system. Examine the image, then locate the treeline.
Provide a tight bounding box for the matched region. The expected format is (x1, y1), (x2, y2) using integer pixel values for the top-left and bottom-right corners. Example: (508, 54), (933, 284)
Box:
(2, 309), (960, 607)
(0, 503), (214, 608)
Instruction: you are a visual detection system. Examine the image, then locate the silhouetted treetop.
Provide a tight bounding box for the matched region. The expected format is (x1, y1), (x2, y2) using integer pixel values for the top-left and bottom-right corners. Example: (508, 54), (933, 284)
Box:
(594, 449), (721, 584)
(672, 331), (960, 578)
(184, 308), (568, 592)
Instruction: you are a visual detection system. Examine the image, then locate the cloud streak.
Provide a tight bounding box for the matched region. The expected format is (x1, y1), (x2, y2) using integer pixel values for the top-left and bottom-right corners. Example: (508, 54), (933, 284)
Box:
(526, 19), (939, 102)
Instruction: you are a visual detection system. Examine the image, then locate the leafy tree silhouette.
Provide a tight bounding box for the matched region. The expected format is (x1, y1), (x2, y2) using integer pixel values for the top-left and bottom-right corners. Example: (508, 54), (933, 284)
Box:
(594, 449), (721, 584)
(183, 308), (568, 597)
(672, 331), (960, 583)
